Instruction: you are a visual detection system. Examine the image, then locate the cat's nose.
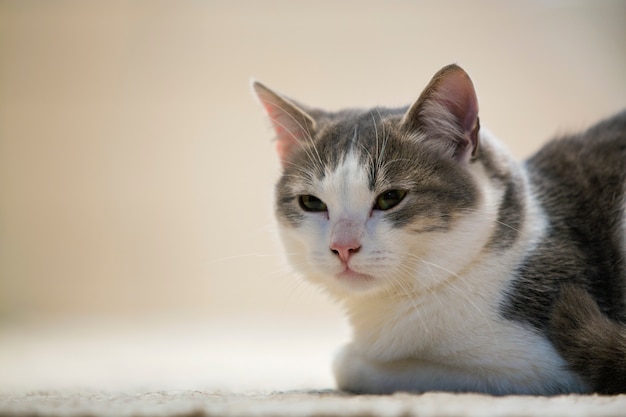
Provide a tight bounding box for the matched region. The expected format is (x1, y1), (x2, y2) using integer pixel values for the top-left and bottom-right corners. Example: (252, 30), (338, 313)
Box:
(330, 242), (361, 263)
(330, 218), (363, 263)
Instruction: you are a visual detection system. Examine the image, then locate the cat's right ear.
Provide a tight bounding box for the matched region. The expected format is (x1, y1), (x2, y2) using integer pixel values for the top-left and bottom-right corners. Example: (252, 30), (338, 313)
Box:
(401, 64), (480, 162)
(252, 81), (316, 168)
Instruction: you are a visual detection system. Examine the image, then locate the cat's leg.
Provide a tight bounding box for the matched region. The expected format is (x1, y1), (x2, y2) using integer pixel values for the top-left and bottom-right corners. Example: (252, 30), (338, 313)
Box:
(332, 343), (578, 395)
(333, 343), (489, 394)
(549, 284), (626, 394)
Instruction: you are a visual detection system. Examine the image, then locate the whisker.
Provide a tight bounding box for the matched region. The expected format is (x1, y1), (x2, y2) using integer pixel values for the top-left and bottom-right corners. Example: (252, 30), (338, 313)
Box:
(470, 210), (524, 236)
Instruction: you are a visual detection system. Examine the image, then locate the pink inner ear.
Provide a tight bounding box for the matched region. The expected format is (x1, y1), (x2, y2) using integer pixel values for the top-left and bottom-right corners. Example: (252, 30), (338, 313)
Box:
(261, 101), (282, 124)
(401, 65), (480, 161)
(262, 101), (302, 165)
(436, 70), (479, 134)
(262, 103), (290, 141)
(253, 81), (317, 167)
(254, 81), (313, 167)
(275, 133), (292, 163)
(432, 67), (480, 158)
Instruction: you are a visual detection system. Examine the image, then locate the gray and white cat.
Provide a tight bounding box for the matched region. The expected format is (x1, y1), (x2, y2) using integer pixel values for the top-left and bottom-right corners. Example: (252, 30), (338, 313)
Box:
(252, 64), (626, 395)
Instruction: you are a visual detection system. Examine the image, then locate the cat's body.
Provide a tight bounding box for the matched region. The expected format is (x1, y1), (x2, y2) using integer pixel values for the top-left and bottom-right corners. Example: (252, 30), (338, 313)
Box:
(253, 64), (626, 395)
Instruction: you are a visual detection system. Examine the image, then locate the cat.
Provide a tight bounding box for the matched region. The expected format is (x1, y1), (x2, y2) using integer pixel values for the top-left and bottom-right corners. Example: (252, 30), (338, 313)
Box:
(252, 64), (626, 395)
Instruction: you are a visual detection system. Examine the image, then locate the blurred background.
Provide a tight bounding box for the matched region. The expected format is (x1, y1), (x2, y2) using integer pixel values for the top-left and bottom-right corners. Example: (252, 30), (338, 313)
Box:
(1, 0), (625, 392)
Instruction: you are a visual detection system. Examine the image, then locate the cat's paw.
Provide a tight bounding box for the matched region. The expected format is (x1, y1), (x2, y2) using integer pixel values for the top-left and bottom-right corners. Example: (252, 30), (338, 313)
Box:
(332, 344), (391, 394)
(332, 344), (430, 394)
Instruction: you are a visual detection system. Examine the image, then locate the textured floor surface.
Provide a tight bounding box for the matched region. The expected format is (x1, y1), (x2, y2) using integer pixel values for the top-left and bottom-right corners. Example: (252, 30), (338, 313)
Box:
(3, 390), (626, 417)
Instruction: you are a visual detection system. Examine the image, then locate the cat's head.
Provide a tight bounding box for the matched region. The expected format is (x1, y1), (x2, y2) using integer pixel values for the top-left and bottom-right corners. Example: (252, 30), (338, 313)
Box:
(253, 65), (496, 299)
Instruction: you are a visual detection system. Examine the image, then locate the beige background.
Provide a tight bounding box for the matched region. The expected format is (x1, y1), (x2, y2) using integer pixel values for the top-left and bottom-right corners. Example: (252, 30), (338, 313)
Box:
(1, 2), (626, 391)
(1, 0), (625, 393)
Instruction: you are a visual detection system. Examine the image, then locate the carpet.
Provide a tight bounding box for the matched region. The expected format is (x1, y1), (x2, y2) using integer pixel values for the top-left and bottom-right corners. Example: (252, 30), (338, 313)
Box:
(2, 390), (626, 417)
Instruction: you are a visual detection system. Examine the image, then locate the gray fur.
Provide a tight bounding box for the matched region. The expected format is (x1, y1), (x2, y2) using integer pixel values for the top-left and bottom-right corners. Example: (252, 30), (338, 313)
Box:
(550, 285), (626, 395)
(503, 111), (626, 327)
(502, 111), (626, 393)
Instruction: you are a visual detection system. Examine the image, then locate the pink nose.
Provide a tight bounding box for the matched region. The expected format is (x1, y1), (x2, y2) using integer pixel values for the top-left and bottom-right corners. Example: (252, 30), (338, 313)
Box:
(330, 242), (361, 263)
(330, 218), (363, 263)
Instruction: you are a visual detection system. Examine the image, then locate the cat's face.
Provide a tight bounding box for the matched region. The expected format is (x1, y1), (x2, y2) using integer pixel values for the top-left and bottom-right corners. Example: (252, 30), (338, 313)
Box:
(255, 65), (493, 298)
(274, 114), (484, 297)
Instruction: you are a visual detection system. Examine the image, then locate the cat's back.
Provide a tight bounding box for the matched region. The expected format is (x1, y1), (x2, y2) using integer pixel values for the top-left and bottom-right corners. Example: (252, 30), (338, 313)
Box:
(506, 110), (626, 331)
(527, 109), (626, 187)
(525, 109), (626, 231)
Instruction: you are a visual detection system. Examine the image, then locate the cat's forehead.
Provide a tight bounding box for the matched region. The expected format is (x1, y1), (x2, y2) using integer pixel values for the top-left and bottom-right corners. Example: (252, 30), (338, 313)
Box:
(319, 150), (374, 212)
(286, 108), (404, 181)
(322, 150), (370, 191)
(316, 108), (404, 153)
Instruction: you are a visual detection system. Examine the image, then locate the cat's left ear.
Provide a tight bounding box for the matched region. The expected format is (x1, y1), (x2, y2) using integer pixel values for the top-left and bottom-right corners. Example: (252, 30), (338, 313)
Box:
(252, 81), (316, 168)
(401, 64), (480, 162)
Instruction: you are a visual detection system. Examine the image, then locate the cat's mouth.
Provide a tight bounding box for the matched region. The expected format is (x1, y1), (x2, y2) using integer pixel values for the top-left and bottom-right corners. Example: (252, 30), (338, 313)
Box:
(336, 268), (375, 285)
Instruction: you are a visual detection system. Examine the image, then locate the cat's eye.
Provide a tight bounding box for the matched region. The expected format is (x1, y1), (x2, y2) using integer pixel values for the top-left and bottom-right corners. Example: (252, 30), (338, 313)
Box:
(299, 195), (328, 212)
(374, 189), (407, 211)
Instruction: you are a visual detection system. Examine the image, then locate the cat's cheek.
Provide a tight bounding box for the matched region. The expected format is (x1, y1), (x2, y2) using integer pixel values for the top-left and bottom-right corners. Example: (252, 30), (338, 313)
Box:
(276, 221), (336, 281)
(364, 226), (416, 272)
(277, 223), (315, 267)
(372, 228), (439, 291)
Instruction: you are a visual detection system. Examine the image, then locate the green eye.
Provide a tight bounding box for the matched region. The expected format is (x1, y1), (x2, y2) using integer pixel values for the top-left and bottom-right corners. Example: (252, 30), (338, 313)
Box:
(374, 189), (407, 211)
(299, 195), (328, 212)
